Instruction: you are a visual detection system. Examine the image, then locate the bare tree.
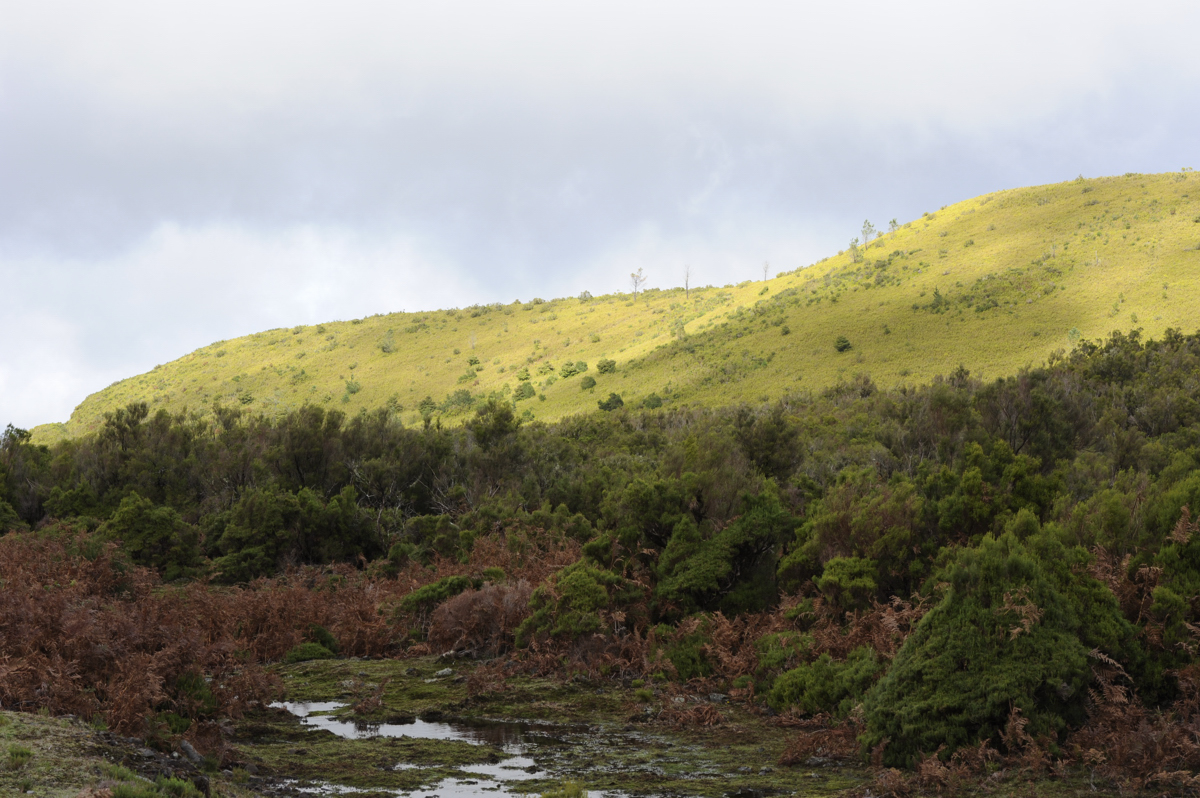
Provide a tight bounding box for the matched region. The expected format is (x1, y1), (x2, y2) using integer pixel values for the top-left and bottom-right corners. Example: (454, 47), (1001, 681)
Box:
(888, 218), (900, 233)
(763, 262), (769, 281)
(684, 264), (691, 299)
(630, 267), (646, 299)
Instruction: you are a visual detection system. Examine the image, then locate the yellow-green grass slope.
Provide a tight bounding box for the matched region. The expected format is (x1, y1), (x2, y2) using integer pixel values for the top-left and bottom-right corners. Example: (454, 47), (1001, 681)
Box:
(33, 170), (1200, 444)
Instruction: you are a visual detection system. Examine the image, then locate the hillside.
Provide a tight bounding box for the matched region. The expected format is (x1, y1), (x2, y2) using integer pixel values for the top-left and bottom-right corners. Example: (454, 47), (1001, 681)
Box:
(32, 169), (1200, 443)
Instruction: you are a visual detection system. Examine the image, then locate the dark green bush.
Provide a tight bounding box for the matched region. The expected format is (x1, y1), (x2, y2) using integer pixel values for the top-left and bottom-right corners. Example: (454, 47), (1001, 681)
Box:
(307, 623), (340, 654)
(597, 393), (624, 411)
(658, 626), (713, 681)
(834, 335), (852, 352)
(401, 575), (477, 613)
(516, 561), (635, 645)
(100, 492), (200, 581)
(596, 358), (617, 374)
(768, 646), (881, 715)
(283, 642), (337, 663)
(580, 376), (596, 391)
(861, 532), (1138, 766)
(642, 393), (663, 409)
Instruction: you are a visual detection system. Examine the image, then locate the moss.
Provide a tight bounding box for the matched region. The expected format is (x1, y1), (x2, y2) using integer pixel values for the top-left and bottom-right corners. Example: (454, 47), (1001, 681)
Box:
(284, 642), (337, 663)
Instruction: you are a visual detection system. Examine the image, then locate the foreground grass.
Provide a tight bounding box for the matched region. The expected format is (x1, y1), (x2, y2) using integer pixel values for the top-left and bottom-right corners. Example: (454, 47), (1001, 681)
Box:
(33, 169), (1200, 444)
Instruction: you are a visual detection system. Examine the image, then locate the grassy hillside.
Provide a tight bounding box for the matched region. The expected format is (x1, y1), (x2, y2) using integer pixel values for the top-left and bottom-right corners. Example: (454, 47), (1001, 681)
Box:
(32, 169), (1200, 443)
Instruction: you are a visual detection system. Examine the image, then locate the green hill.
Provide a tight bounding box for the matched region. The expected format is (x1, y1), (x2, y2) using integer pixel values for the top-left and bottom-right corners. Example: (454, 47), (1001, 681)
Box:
(32, 169), (1200, 443)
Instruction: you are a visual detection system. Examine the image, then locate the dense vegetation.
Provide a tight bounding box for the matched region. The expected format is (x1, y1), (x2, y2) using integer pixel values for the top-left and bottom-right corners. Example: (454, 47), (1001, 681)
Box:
(5, 327), (1200, 786)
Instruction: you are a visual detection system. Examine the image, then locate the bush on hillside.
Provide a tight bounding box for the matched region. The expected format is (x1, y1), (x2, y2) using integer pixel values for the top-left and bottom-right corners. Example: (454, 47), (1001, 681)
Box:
(598, 393), (624, 411)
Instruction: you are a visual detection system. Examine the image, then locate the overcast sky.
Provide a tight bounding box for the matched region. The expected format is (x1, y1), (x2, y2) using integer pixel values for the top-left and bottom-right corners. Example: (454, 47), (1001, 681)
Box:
(3, 1), (1199, 429)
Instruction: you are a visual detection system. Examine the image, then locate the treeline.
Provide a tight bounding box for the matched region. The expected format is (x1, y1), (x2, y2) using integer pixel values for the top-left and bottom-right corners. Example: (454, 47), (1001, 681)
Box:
(4, 328), (1200, 772)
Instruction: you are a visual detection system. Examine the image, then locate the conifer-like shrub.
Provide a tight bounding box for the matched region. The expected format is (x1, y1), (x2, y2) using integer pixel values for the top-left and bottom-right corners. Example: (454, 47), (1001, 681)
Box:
(768, 646), (881, 715)
(861, 532), (1137, 766)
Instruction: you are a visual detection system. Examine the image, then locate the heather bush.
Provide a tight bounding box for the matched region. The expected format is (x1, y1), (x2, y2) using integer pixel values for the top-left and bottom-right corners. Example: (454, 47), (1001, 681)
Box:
(768, 646), (881, 715)
(861, 532), (1137, 766)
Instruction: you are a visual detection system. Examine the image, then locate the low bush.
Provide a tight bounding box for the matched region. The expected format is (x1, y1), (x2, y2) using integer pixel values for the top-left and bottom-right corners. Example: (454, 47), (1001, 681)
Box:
(283, 642), (336, 663)
(768, 646), (881, 715)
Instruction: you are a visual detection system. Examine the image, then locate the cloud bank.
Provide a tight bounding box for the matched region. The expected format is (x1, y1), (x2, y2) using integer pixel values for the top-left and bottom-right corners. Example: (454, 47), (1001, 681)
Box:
(3, 0), (1199, 427)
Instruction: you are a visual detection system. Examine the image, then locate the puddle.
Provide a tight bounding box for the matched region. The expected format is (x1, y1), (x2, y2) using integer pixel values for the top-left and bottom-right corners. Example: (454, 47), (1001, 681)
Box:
(270, 702), (548, 753)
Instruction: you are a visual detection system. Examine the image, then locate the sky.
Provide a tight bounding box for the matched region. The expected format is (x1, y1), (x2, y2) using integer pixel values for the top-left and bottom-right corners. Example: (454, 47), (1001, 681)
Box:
(3, 0), (1200, 429)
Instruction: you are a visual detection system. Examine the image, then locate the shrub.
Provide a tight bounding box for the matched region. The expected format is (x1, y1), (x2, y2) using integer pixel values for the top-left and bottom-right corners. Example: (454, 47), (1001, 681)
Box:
(428, 582), (533, 655)
(861, 532), (1138, 766)
(401, 575), (477, 614)
(834, 335), (852, 352)
(597, 393), (624, 411)
(516, 561), (633, 645)
(658, 626), (713, 681)
(596, 358), (617, 374)
(283, 642), (336, 663)
(100, 493), (200, 581)
(514, 382), (536, 401)
(7, 744), (32, 771)
(307, 623), (340, 654)
(815, 556), (878, 612)
(768, 646), (881, 715)
(580, 376), (596, 391)
(642, 393), (663, 409)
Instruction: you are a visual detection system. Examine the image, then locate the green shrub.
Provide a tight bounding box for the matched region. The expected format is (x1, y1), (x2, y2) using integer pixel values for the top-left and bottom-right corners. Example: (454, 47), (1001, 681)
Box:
(834, 335), (852, 352)
(401, 575), (477, 613)
(580, 376), (596, 391)
(768, 646), (881, 715)
(154, 777), (204, 798)
(861, 532), (1138, 767)
(6, 744), (32, 771)
(596, 358), (617, 374)
(283, 642), (336, 663)
(755, 631), (812, 673)
(307, 623), (340, 654)
(514, 382), (537, 401)
(597, 393), (624, 411)
(174, 671), (217, 718)
(517, 561), (634, 645)
(815, 556), (878, 612)
(659, 627), (713, 681)
(100, 492), (201, 581)
(642, 393), (663, 409)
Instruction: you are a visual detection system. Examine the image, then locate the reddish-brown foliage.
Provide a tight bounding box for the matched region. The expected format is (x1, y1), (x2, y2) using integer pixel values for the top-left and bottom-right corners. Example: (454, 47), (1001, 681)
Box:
(428, 582), (533, 656)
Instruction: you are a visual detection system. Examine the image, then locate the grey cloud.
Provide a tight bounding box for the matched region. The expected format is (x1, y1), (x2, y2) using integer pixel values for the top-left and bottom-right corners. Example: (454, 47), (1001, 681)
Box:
(3, 1), (1200, 428)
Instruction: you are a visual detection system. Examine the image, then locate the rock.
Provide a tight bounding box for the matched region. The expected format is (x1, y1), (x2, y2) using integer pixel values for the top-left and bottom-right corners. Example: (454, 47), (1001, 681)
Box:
(357, 672), (369, 678)
(434, 668), (454, 677)
(138, 748), (156, 758)
(244, 764), (259, 775)
(180, 740), (204, 766)
(672, 696), (685, 704)
(708, 693), (727, 704)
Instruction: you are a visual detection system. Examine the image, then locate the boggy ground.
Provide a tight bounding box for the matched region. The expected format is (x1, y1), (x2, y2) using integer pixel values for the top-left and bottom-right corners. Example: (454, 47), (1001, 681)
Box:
(230, 655), (865, 798)
(0, 708), (253, 798)
(227, 656), (1114, 798)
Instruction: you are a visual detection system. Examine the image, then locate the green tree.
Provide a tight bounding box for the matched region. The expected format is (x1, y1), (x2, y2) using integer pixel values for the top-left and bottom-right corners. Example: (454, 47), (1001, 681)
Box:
(100, 492), (200, 580)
